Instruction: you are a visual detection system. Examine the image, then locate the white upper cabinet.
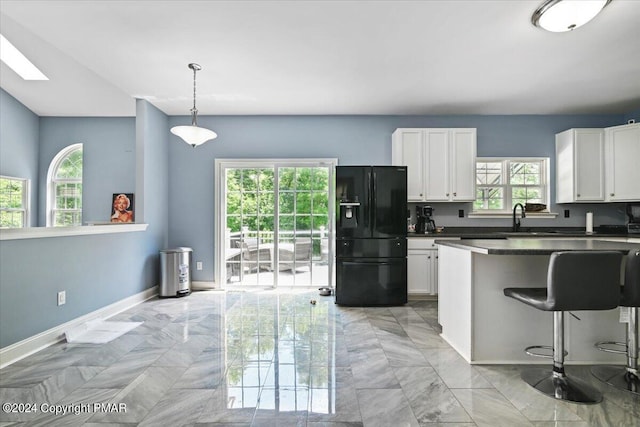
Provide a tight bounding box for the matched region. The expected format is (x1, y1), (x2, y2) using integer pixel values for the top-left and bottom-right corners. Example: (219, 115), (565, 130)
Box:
(392, 128), (477, 202)
(424, 129), (449, 201)
(449, 129), (477, 201)
(555, 128), (605, 203)
(392, 129), (425, 200)
(605, 123), (640, 202)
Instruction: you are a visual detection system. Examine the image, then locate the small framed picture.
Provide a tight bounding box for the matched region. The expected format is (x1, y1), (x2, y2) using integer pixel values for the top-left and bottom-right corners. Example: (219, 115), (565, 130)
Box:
(111, 193), (135, 223)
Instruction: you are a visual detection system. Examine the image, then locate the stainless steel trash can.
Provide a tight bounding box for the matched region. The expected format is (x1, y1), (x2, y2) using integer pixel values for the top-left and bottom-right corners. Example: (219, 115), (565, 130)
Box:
(160, 247), (193, 297)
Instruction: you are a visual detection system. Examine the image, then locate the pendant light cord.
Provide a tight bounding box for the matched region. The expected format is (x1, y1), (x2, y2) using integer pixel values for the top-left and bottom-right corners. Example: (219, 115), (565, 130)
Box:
(191, 63), (199, 126)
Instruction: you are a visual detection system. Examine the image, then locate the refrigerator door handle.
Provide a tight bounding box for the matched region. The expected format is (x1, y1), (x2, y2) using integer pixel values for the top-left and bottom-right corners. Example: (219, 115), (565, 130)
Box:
(365, 171), (371, 229)
(341, 260), (395, 267)
(372, 171), (377, 231)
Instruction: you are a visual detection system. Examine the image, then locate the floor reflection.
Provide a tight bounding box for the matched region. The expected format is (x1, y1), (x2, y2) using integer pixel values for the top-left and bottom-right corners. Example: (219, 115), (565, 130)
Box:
(222, 292), (337, 416)
(4, 290), (637, 426)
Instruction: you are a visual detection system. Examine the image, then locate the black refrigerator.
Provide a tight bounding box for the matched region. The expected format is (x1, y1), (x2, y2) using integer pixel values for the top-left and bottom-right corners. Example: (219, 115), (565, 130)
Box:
(335, 166), (407, 306)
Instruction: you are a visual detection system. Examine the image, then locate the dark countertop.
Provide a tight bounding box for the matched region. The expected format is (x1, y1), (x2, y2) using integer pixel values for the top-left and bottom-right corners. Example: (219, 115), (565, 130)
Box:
(436, 238), (640, 255)
(408, 226), (633, 239)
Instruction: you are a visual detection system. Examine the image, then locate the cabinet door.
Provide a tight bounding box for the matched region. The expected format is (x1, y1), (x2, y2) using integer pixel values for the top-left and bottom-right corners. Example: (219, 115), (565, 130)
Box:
(425, 129), (450, 201)
(450, 129), (477, 201)
(407, 249), (436, 294)
(556, 129), (604, 203)
(555, 129), (576, 203)
(393, 129), (425, 201)
(606, 124), (640, 202)
(574, 129), (604, 201)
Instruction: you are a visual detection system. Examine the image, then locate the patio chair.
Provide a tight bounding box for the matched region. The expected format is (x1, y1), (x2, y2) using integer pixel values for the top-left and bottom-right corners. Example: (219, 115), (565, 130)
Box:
(235, 239), (271, 273)
(278, 237), (312, 272)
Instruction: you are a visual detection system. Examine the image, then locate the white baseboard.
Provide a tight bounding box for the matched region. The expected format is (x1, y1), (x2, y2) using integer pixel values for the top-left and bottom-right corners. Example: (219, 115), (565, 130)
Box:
(191, 281), (218, 290)
(0, 286), (158, 368)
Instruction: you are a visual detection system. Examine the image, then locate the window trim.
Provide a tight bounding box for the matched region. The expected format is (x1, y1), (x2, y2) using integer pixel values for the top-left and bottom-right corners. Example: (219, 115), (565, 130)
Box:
(0, 175), (30, 228)
(472, 157), (551, 215)
(46, 143), (83, 227)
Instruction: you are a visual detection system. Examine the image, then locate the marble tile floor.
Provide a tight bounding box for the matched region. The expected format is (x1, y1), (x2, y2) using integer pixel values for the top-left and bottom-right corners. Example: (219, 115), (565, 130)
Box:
(1, 289), (639, 427)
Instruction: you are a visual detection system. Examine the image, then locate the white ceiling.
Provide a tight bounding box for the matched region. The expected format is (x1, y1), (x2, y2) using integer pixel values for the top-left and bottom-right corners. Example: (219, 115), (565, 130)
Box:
(1, 0), (639, 117)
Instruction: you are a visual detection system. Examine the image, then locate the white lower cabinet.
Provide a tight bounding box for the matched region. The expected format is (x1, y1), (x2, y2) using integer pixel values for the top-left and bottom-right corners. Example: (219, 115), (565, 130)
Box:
(408, 248), (437, 295)
(407, 237), (459, 295)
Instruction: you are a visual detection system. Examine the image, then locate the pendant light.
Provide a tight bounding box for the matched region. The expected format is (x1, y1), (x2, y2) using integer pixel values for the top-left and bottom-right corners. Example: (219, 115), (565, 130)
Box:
(170, 63), (217, 147)
(532, 0), (611, 32)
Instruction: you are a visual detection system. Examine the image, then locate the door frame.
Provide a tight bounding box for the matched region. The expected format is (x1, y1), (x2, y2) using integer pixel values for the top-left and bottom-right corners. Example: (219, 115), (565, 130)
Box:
(214, 158), (337, 287)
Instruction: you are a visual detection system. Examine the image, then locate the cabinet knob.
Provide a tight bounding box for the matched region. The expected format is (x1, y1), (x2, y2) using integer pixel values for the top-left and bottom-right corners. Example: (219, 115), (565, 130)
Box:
(453, 192), (457, 196)
(610, 193), (615, 197)
(427, 256), (431, 259)
(420, 193), (423, 196)
(577, 194), (581, 197)
(446, 193), (450, 196)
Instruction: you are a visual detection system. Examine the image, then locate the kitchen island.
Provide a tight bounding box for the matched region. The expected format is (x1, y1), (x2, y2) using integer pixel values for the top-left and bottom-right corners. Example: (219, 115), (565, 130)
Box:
(436, 238), (639, 365)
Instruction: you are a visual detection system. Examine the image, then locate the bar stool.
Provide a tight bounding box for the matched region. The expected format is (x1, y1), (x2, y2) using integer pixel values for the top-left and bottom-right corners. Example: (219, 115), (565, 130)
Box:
(503, 251), (622, 404)
(592, 248), (640, 395)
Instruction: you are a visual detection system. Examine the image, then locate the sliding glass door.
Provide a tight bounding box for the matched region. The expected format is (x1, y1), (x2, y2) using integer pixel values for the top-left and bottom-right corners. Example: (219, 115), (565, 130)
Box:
(217, 159), (335, 288)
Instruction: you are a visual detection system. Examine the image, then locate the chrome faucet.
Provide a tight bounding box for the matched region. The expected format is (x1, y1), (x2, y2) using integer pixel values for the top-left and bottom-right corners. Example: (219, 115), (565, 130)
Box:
(512, 203), (526, 232)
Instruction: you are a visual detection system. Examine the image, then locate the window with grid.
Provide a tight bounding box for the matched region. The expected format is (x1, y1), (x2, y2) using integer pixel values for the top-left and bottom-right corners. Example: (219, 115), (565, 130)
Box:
(474, 158), (549, 213)
(0, 176), (29, 228)
(47, 144), (83, 227)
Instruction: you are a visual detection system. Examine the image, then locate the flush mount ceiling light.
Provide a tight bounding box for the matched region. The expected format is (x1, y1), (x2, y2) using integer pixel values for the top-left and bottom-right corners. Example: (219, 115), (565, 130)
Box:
(170, 63), (217, 147)
(532, 0), (611, 32)
(0, 34), (48, 80)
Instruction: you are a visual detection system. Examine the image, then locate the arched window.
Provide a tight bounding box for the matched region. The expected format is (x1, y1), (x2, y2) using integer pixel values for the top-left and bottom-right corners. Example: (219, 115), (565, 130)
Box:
(47, 144), (83, 227)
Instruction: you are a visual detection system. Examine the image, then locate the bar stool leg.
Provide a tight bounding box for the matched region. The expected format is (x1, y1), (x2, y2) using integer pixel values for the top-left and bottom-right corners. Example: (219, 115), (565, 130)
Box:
(592, 307), (640, 395)
(522, 312), (603, 404)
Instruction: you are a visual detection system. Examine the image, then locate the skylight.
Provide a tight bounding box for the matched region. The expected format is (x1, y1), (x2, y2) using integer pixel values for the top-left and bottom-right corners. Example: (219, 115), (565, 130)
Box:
(0, 34), (48, 80)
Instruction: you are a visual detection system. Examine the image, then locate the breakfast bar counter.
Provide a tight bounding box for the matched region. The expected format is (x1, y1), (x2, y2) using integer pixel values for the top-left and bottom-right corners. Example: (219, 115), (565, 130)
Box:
(435, 238), (639, 365)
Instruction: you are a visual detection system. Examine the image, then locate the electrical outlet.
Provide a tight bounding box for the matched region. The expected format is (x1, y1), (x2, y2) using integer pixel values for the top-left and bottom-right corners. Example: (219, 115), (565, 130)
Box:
(458, 209), (464, 218)
(564, 209), (570, 218)
(196, 261), (203, 271)
(57, 291), (66, 306)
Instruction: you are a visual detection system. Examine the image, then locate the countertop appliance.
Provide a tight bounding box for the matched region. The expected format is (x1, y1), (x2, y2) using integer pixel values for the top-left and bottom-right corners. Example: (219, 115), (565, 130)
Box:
(416, 205), (436, 234)
(335, 166), (407, 306)
(627, 203), (640, 234)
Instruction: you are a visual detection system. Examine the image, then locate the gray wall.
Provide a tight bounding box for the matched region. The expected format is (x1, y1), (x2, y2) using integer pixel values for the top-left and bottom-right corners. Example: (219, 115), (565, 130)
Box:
(624, 108), (640, 123)
(0, 100), (168, 349)
(1, 89), (638, 346)
(38, 117), (136, 226)
(0, 232), (158, 346)
(167, 113), (632, 281)
(0, 89), (39, 226)
(135, 99), (170, 285)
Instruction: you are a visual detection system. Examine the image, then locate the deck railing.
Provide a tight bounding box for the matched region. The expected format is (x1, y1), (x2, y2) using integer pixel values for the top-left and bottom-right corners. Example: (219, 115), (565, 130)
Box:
(225, 227), (329, 282)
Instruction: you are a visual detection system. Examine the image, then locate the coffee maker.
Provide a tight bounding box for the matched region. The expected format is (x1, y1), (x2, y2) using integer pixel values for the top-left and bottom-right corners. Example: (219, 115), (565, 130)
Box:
(415, 205), (436, 234)
(627, 203), (640, 234)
